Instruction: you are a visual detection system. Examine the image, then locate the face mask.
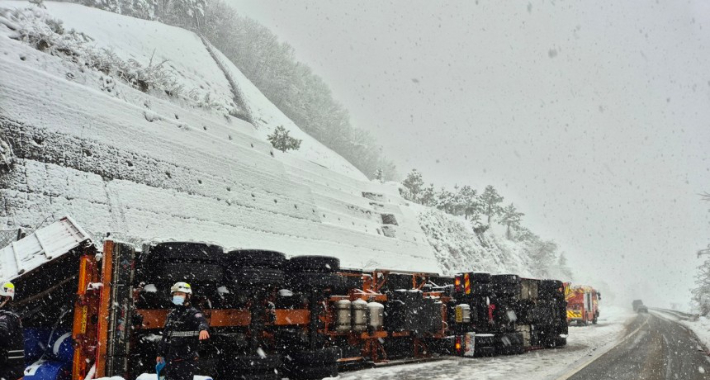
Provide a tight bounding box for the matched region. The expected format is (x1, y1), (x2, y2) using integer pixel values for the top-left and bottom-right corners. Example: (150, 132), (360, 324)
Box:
(172, 295), (185, 306)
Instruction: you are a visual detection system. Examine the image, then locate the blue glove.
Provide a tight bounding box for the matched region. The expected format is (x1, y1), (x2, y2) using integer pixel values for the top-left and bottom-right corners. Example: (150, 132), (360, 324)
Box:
(156, 359), (166, 379)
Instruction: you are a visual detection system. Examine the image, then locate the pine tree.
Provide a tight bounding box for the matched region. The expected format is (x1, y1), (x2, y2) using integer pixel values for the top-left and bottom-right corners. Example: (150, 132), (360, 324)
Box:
(419, 183), (437, 207)
(401, 169), (425, 202)
(436, 187), (456, 214)
(500, 203), (524, 239)
(267, 126), (302, 153)
(458, 185), (480, 221)
(480, 185), (504, 224)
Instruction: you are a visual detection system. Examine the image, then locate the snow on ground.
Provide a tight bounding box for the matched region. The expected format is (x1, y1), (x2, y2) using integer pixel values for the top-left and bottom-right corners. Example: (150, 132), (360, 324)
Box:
(684, 316), (710, 353)
(339, 306), (635, 380)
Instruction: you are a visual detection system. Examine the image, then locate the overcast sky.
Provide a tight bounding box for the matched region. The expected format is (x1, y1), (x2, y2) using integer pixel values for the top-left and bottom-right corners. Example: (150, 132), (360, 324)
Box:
(228, 0), (710, 309)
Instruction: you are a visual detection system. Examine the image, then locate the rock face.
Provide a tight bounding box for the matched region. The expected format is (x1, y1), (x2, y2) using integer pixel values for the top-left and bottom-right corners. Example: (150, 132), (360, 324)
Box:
(0, 11), (438, 271)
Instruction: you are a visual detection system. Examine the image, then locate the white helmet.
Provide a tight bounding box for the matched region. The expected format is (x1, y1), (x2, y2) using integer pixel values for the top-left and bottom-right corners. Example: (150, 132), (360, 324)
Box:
(0, 281), (15, 300)
(170, 282), (192, 295)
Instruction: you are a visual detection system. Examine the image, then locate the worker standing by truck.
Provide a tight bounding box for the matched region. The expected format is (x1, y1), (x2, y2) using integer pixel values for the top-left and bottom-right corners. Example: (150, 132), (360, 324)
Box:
(0, 281), (24, 380)
(156, 282), (210, 380)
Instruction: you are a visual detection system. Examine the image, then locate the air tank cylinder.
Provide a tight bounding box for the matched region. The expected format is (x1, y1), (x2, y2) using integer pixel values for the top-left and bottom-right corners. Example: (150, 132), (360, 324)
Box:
(352, 299), (368, 332)
(335, 300), (352, 332)
(367, 302), (385, 330)
(455, 304), (471, 323)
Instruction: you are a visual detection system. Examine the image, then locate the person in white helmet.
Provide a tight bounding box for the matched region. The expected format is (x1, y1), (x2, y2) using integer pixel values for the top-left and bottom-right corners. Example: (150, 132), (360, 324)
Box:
(156, 282), (210, 380)
(0, 281), (24, 380)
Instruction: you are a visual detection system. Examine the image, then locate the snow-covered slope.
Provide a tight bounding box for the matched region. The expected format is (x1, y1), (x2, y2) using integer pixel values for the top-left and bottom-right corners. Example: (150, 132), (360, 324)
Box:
(0, 2), (432, 271)
(415, 205), (536, 276)
(0, 2), (546, 279)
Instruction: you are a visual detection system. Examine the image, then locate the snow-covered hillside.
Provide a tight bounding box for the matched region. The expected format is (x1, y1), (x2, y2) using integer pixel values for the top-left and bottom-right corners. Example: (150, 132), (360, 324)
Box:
(0, 2), (436, 271)
(415, 205), (537, 276)
(0, 2), (551, 278)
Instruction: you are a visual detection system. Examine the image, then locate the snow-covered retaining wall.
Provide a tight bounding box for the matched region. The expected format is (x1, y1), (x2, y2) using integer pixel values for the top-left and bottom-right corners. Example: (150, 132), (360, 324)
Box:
(0, 2), (436, 272)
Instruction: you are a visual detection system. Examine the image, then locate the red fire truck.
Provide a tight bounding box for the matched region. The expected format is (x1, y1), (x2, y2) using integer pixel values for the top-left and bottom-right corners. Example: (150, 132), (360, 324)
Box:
(565, 284), (601, 325)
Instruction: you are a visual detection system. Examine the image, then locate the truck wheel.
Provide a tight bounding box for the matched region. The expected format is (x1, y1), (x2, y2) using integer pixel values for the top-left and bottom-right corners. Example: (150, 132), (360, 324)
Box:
(226, 266), (284, 288)
(153, 262), (224, 283)
(147, 242), (223, 263)
(225, 250), (286, 269)
(286, 256), (340, 273)
(274, 328), (309, 351)
(289, 272), (341, 291)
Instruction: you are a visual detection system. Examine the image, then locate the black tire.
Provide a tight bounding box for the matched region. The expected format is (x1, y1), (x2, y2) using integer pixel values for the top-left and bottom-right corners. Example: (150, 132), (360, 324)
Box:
(225, 250), (286, 269)
(289, 272), (341, 291)
(152, 262), (224, 283)
(332, 275), (363, 295)
(555, 336), (567, 347)
(148, 242), (223, 263)
(286, 256), (340, 273)
(274, 329), (309, 351)
(226, 266), (284, 288)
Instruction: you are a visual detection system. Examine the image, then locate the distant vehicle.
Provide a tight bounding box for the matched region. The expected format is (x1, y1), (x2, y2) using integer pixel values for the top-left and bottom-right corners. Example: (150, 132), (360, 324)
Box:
(632, 299), (644, 311)
(565, 284), (601, 325)
(637, 305), (649, 313)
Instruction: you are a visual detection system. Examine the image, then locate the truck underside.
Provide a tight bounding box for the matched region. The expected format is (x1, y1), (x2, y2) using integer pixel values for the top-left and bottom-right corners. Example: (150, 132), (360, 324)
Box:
(5, 220), (569, 380)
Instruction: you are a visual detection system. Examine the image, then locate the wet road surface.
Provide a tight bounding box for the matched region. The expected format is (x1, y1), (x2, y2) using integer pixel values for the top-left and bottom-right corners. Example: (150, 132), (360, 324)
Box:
(565, 312), (709, 380)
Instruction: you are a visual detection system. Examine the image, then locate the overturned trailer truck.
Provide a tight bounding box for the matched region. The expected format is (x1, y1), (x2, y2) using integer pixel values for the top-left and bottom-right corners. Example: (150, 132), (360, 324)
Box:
(2, 217), (568, 380)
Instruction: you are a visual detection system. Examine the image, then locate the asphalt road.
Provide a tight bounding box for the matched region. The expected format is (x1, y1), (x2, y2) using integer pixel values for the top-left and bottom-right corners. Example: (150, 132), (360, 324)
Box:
(565, 312), (710, 380)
